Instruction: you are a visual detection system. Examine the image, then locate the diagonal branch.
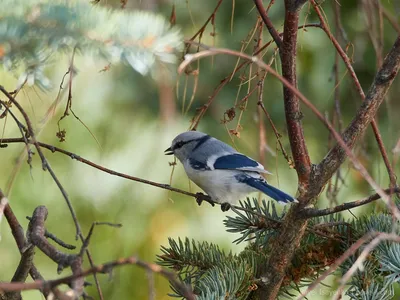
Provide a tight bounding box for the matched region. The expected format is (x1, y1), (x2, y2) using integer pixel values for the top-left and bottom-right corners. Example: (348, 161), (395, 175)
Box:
(253, 0), (282, 48)
(311, 0), (398, 193)
(316, 35), (400, 186)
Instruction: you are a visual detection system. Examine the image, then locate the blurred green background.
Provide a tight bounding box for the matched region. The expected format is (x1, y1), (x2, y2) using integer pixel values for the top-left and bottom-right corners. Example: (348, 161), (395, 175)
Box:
(1, 0), (400, 299)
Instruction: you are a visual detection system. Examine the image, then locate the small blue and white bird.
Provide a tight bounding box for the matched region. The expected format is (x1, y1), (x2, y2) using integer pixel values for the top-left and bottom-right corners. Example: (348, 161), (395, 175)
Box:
(165, 131), (297, 211)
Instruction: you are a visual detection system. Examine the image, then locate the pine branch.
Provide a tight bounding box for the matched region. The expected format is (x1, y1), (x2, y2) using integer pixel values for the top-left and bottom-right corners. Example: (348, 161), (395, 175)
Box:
(160, 200), (400, 299)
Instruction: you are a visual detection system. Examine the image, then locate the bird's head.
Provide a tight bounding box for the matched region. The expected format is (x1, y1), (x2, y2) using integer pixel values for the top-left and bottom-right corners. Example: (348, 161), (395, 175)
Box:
(165, 131), (208, 162)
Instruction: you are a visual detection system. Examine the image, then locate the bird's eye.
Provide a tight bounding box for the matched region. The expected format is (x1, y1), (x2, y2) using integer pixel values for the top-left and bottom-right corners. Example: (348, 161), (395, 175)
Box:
(175, 141), (184, 149)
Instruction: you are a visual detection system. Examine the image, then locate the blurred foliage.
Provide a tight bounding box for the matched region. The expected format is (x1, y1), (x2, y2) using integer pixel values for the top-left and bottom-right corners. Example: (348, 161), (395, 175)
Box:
(0, 0), (182, 88)
(0, 0), (400, 299)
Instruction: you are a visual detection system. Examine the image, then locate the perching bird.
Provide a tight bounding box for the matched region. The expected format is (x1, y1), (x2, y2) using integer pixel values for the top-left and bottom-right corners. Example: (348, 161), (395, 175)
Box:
(165, 131), (297, 211)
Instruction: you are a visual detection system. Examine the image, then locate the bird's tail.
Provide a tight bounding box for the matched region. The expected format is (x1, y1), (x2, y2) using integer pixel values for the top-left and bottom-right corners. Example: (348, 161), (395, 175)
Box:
(240, 175), (297, 204)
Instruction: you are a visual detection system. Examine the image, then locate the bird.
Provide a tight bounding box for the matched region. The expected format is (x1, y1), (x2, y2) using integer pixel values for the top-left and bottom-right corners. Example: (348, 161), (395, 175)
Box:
(165, 131), (297, 211)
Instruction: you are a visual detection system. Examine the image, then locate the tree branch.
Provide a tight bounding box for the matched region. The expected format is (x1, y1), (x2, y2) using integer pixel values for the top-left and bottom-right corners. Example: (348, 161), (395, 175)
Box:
(0, 87), (105, 300)
(315, 35), (400, 186)
(0, 256), (195, 300)
(302, 187), (400, 218)
(0, 189), (52, 299)
(253, 0), (282, 48)
(297, 232), (377, 300)
(4, 246), (35, 300)
(178, 47), (393, 207)
(279, 2), (311, 188)
(311, 0), (398, 194)
(27, 206), (85, 297)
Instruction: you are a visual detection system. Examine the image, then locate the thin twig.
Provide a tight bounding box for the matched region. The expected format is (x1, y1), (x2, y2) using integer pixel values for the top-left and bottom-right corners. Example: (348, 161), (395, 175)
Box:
(297, 232), (377, 300)
(0, 86), (82, 238)
(184, 23), (321, 130)
(302, 187), (400, 218)
(188, 0), (223, 42)
(253, 0), (282, 47)
(334, 232), (400, 300)
(26, 216), (76, 250)
(5, 245), (35, 300)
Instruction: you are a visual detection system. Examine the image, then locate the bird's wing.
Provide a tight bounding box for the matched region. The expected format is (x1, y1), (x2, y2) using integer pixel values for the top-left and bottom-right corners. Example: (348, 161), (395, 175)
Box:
(209, 153), (272, 174)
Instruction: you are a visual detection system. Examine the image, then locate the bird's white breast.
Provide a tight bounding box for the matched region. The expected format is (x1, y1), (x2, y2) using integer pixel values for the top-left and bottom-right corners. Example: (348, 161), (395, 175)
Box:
(183, 159), (260, 204)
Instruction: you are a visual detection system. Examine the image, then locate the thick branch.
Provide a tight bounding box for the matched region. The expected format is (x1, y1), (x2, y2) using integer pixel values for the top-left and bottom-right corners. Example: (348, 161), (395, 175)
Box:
(280, 6), (311, 188)
(254, 0), (311, 187)
(316, 35), (400, 185)
(254, 3), (310, 299)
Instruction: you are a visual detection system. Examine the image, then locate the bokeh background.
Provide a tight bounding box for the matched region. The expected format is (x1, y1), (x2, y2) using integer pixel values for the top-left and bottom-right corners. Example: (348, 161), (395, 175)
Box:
(1, 0), (400, 299)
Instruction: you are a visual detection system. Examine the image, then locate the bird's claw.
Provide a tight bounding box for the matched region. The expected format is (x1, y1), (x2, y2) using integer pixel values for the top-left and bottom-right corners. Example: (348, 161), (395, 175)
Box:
(221, 203), (231, 212)
(195, 193), (215, 207)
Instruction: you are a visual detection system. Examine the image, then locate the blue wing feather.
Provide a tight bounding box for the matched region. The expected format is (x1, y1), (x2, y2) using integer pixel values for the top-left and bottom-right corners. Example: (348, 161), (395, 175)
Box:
(213, 153), (268, 173)
(235, 174), (296, 203)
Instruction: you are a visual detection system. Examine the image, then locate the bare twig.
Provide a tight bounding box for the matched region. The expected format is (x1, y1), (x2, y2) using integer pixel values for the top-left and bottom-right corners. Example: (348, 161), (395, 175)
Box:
(1, 138), (210, 200)
(0, 86), (104, 299)
(79, 222), (122, 258)
(334, 232), (400, 300)
(188, 0), (223, 42)
(253, 0), (282, 48)
(302, 187), (400, 218)
(184, 23), (321, 130)
(26, 216), (76, 250)
(4, 246), (35, 300)
(0, 86), (81, 238)
(381, 4), (400, 34)
(297, 232), (377, 300)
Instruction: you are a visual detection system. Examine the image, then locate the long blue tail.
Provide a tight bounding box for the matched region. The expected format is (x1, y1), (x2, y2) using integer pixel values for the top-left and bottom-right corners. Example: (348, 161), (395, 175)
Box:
(235, 174), (297, 204)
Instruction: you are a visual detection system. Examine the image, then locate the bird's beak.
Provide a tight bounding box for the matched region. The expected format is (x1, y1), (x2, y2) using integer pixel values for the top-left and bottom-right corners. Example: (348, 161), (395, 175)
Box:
(164, 147), (174, 155)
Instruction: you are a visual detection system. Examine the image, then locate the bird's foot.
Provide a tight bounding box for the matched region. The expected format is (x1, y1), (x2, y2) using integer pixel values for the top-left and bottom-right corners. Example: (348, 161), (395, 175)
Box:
(195, 193), (215, 207)
(220, 202), (231, 212)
